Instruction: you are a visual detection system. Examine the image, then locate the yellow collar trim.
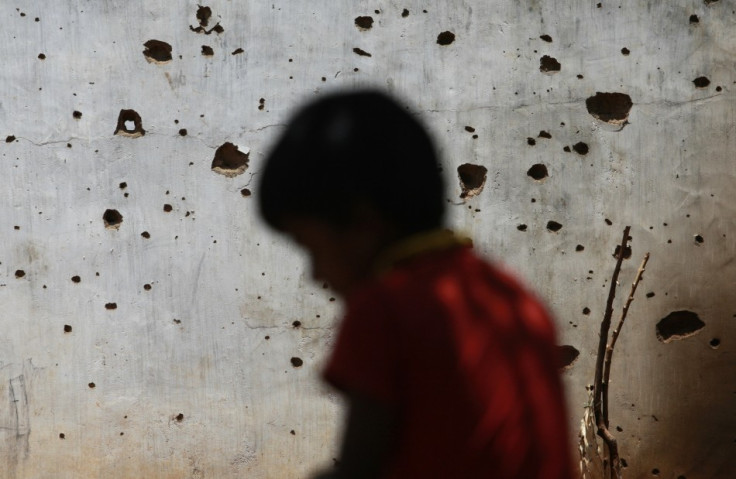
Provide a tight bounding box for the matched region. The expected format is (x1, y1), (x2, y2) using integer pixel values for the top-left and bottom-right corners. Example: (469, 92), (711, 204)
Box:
(373, 229), (472, 275)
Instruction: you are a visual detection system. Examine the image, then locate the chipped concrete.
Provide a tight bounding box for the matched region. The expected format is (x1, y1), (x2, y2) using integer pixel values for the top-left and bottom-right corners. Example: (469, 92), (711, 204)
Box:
(0, 1), (734, 478)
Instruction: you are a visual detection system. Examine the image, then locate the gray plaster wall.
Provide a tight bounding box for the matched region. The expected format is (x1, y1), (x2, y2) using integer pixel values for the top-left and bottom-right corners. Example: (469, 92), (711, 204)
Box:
(1, 1), (734, 478)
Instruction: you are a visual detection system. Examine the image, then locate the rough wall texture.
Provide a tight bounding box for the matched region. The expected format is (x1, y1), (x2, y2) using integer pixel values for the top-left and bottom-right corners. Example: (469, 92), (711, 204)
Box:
(1, 1), (734, 478)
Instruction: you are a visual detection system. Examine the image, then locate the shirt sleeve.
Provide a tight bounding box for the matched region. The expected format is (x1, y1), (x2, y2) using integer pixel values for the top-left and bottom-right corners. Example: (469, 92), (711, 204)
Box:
(323, 285), (401, 406)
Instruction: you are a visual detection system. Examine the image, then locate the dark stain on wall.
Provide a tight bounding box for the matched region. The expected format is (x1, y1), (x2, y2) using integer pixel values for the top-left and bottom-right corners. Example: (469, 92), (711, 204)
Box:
(585, 92), (633, 123)
(142, 40), (173, 64)
(457, 163), (488, 199)
(656, 311), (705, 343)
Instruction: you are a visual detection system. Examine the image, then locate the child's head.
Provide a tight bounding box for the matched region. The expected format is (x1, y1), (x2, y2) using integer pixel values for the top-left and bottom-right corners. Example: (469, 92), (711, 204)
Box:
(258, 90), (445, 294)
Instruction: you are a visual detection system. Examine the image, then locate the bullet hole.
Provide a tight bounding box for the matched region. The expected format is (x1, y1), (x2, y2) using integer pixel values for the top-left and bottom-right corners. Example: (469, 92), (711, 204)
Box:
(621, 47), (630, 55)
(716, 86), (722, 92)
(527, 137), (536, 146)
(538, 130), (551, 139)
(292, 320), (301, 328)
(103, 209), (123, 229)
(6, 135), (16, 143)
(190, 6), (223, 34)
(15, 270), (25, 278)
(583, 307), (591, 315)
(457, 163), (488, 199)
(73, 110), (82, 119)
(563, 146), (571, 152)
(265, 335), (270, 340)
(143, 284), (152, 291)
(64, 325), (72, 333)
(290, 430), (296, 435)
(354, 16), (374, 30)
(71, 275), (81, 283)
(656, 311), (705, 343)
(67, 143), (72, 148)
(613, 244), (632, 259)
(540, 34), (553, 42)
(652, 469), (660, 476)
(38, 53), (46, 60)
(105, 303), (117, 310)
(572, 142), (589, 155)
(464, 126), (476, 133)
(527, 163), (549, 181)
(693, 76), (710, 88)
(621, 459), (628, 467)
(163, 204), (173, 213)
(212, 142), (249, 177)
(517, 224), (528, 231)
(437, 31), (456, 45)
(402, 9), (410, 17)
(577, 74), (584, 79)
(196, 5), (212, 26)
(88, 382), (96, 388)
(59, 433), (65, 439)
(646, 292), (655, 298)
(557, 345), (580, 370)
(258, 98), (265, 111)
(114, 109), (145, 138)
(201, 45), (214, 56)
(690, 14), (699, 23)
(119, 182), (127, 190)
(240, 188), (252, 197)
(585, 92), (633, 124)
(539, 55), (561, 73)
(142, 40), (172, 64)
(576, 245), (585, 252)
(709, 338), (720, 349)
(141, 231), (150, 239)
(179, 128), (187, 136)
(704, 0), (719, 4)
(232, 48), (244, 55)
(353, 47), (372, 57)
(694, 234), (704, 243)
(547, 221), (563, 232)
(291, 357), (303, 367)
(176, 413), (184, 422)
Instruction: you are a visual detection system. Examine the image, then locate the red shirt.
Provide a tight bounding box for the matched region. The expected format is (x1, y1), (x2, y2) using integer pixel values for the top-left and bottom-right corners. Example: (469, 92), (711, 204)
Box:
(324, 244), (575, 479)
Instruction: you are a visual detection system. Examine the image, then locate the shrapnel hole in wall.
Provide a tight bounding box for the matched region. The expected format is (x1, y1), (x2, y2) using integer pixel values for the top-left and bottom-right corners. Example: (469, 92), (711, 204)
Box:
(693, 76), (710, 88)
(437, 31), (455, 45)
(114, 110), (145, 138)
(572, 142), (589, 155)
(546, 221), (563, 232)
(557, 345), (580, 370)
(142, 40), (173, 64)
(585, 92), (633, 124)
(457, 163), (488, 199)
(655, 310), (705, 343)
(103, 209), (123, 229)
(527, 163), (549, 181)
(211, 142), (249, 177)
(354, 16), (374, 30)
(539, 55), (561, 73)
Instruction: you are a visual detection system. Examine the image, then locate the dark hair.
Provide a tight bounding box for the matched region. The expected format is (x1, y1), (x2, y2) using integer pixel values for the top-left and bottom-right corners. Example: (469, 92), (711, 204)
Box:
(258, 90), (445, 235)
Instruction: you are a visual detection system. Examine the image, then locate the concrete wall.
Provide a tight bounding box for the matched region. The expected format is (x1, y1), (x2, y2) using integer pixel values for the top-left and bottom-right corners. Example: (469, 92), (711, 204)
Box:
(1, 1), (734, 477)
